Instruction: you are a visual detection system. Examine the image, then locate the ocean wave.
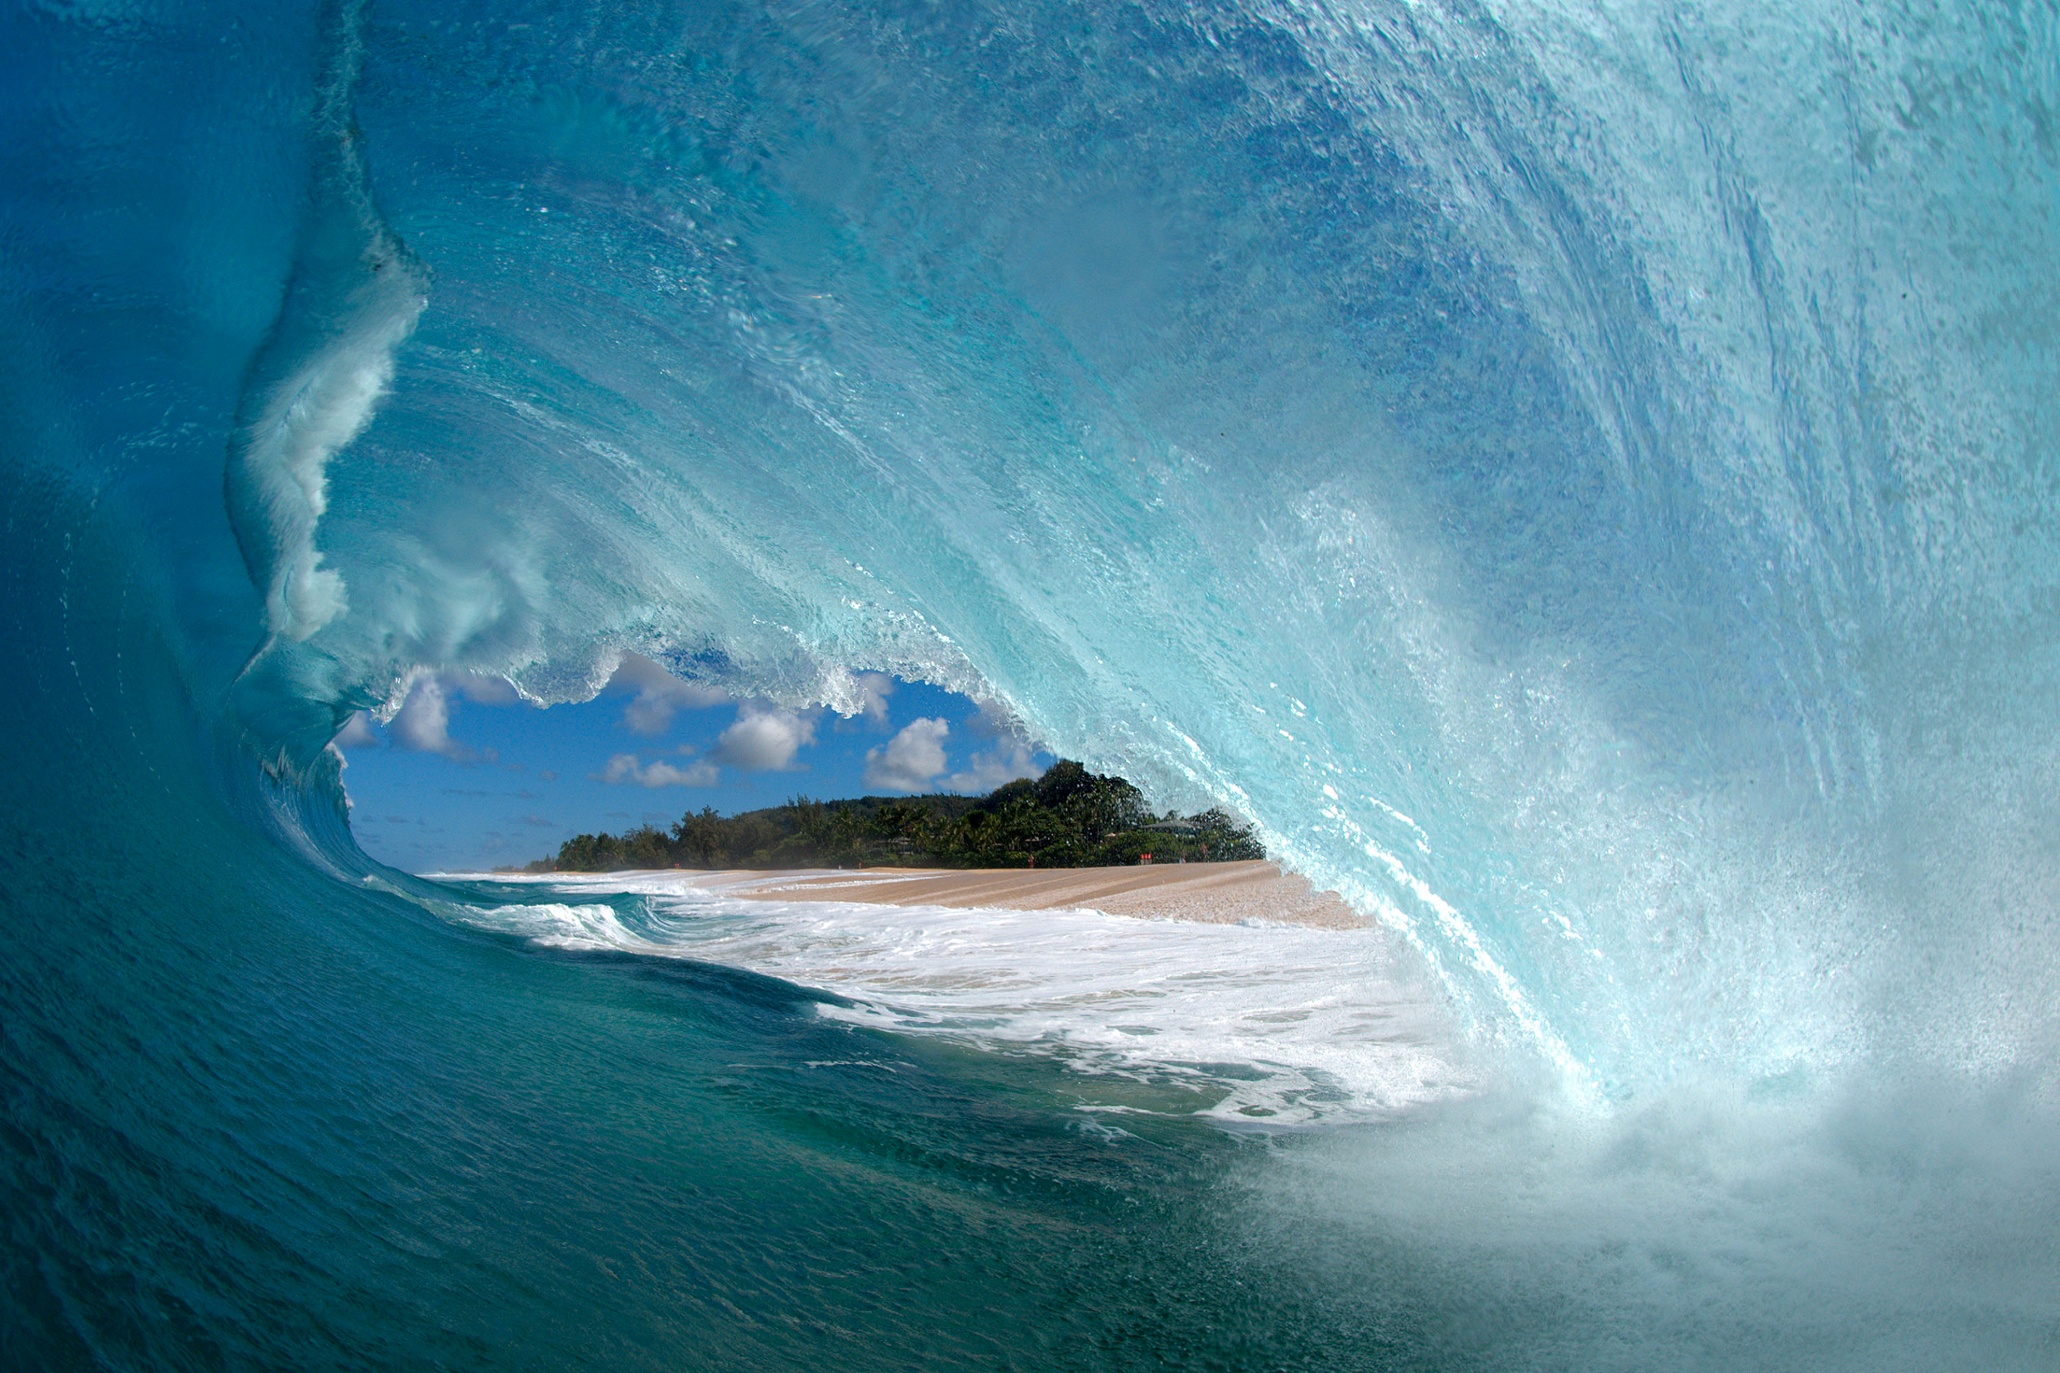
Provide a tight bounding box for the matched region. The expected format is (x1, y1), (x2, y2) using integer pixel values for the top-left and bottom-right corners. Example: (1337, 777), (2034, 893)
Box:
(5, 0), (2058, 1363)
(429, 870), (1478, 1127)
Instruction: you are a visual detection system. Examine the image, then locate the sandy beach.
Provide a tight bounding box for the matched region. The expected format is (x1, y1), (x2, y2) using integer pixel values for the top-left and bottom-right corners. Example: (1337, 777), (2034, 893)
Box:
(728, 860), (1368, 929)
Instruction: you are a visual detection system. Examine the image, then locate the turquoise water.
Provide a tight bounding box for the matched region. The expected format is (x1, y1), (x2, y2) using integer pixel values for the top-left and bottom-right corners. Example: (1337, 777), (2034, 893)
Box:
(5, 0), (2060, 1365)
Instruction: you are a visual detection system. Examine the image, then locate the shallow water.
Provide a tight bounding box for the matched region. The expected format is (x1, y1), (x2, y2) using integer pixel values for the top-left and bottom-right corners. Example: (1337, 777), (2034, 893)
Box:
(429, 870), (1475, 1125)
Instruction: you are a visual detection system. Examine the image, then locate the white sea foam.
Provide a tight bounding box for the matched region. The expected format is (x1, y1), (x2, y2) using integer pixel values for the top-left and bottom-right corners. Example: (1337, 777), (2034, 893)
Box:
(435, 870), (1476, 1126)
(225, 0), (427, 646)
(237, 306), (420, 641)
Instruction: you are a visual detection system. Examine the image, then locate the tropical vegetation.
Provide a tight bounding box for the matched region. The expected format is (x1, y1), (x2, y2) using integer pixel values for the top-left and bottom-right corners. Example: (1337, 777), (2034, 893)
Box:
(533, 761), (1263, 871)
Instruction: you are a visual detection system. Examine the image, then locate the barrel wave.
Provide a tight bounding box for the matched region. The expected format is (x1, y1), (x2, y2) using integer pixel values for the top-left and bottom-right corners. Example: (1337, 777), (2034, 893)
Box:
(4, 0), (2057, 1367)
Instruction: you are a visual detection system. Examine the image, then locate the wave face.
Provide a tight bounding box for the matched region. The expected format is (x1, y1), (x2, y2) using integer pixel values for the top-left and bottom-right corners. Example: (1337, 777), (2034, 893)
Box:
(4, 0), (2059, 1365)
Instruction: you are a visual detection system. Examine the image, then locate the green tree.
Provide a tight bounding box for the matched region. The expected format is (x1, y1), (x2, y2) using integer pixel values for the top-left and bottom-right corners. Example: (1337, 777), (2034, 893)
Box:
(539, 762), (1263, 872)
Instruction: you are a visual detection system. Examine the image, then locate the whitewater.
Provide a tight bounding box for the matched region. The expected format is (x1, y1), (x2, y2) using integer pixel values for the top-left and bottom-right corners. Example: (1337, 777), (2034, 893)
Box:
(3, 0), (2057, 1367)
(417, 868), (1474, 1125)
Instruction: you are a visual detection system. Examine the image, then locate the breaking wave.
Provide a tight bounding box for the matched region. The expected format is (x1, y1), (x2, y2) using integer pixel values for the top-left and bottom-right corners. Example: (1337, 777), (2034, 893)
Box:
(4, 0), (2058, 1365)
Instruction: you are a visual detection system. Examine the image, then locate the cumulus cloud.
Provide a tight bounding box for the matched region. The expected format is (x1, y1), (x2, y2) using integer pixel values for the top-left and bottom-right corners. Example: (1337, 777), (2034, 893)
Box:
(391, 676), (465, 758)
(828, 671), (899, 734)
(854, 672), (894, 727)
(334, 711), (378, 748)
(599, 751), (720, 788)
(935, 702), (1043, 793)
(711, 703), (817, 771)
(380, 670), (525, 761)
(943, 739), (1043, 794)
(864, 717), (951, 792)
(608, 653), (730, 736)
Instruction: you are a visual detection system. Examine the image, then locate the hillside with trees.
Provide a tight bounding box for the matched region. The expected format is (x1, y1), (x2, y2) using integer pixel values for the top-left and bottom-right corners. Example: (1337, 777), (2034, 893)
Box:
(534, 761), (1264, 872)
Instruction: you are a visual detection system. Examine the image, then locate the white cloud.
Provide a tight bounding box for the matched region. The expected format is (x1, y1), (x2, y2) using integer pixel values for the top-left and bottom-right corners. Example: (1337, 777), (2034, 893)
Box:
(938, 702), (1043, 793)
(864, 717), (950, 792)
(854, 672), (894, 727)
(712, 703), (817, 771)
(643, 758), (720, 787)
(334, 711), (378, 748)
(599, 751), (720, 788)
(608, 653), (730, 735)
(391, 676), (469, 759)
(379, 670), (525, 761)
(944, 739), (1042, 794)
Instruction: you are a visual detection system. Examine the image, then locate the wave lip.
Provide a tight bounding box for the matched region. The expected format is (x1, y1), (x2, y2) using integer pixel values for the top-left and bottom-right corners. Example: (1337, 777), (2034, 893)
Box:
(226, 0), (425, 647)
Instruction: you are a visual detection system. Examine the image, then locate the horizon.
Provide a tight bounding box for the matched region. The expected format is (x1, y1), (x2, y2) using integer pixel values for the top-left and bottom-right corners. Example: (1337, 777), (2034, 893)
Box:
(337, 656), (1054, 871)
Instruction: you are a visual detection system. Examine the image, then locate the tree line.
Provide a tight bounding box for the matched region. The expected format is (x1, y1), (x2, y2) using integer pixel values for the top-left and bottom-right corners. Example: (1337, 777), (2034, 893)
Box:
(532, 761), (1264, 872)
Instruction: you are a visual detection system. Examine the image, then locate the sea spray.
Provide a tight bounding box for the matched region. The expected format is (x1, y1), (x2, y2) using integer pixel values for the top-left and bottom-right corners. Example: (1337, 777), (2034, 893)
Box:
(3, 0), (2057, 1365)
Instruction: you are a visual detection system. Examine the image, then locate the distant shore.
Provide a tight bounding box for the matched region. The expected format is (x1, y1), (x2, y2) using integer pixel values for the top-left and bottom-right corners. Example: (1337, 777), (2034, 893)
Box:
(722, 859), (1367, 929)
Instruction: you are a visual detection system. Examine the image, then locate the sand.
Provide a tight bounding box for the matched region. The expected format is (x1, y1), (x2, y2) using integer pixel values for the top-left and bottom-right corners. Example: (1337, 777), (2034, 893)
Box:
(729, 860), (1368, 929)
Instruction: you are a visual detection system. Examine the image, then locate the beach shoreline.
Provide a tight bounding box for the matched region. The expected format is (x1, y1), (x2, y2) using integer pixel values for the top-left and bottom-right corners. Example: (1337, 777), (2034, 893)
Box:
(703, 859), (1368, 929)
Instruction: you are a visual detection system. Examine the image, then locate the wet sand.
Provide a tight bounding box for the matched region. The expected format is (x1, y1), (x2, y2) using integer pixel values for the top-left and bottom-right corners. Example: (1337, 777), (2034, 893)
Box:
(731, 860), (1368, 929)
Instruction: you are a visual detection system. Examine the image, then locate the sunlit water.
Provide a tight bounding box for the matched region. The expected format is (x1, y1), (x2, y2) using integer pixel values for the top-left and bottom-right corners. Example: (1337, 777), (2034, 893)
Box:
(4, 0), (2058, 1365)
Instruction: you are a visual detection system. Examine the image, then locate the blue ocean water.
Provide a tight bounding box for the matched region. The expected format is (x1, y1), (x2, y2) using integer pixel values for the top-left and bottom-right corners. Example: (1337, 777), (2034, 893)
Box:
(4, 0), (2058, 1366)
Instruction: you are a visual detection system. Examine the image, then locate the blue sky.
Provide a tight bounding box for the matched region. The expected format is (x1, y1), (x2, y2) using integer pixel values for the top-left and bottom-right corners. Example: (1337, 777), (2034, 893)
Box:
(336, 656), (1051, 872)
